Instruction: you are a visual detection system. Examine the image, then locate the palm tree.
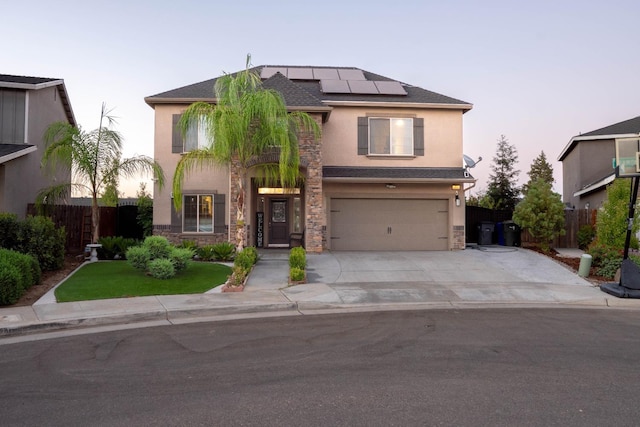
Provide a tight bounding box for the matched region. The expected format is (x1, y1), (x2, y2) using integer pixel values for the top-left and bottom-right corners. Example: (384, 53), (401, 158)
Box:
(38, 103), (165, 243)
(173, 56), (321, 250)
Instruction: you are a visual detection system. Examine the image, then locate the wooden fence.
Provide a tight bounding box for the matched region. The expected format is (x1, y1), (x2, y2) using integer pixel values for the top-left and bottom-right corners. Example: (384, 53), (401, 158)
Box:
(466, 206), (595, 248)
(27, 204), (142, 254)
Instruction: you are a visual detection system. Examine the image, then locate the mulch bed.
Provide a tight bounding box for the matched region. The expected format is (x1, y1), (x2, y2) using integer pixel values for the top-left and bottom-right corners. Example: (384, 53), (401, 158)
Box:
(523, 244), (609, 284)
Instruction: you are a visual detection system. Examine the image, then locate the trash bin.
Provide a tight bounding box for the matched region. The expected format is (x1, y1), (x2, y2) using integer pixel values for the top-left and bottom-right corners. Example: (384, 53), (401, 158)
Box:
(496, 222), (505, 245)
(478, 221), (494, 245)
(503, 220), (521, 246)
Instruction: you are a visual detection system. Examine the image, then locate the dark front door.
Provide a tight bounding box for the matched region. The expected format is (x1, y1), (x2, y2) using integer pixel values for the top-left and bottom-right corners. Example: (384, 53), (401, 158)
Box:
(269, 199), (289, 245)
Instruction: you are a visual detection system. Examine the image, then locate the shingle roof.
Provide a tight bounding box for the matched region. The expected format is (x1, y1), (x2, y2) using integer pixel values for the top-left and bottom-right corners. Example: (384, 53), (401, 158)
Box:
(145, 65), (471, 111)
(0, 74), (61, 85)
(323, 166), (473, 180)
(558, 115), (640, 161)
(0, 144), (35, 164)
(0, 74), (76, 126)
(581, 115), (640, 137)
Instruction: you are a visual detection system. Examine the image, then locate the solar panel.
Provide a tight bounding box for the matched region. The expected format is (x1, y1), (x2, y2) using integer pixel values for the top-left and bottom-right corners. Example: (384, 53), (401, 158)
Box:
(313, 68), (340, 80)
(320, 79), (350, 93)
(260, 67), (287, 79)
(347, 80), (379, 94)
(374, 81), (408, 95)
(337, 69), (366, 80)
(287, 67), (314, 80)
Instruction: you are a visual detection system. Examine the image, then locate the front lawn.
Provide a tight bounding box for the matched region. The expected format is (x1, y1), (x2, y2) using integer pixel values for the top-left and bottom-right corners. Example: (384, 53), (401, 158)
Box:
(55, 261), (232, 302)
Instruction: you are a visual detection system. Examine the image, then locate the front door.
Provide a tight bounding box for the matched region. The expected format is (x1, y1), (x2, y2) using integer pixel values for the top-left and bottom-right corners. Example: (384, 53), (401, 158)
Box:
(269, 199), (289, 245)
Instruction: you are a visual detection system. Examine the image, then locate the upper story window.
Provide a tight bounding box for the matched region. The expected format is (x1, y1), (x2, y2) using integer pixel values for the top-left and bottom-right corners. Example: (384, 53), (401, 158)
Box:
(172, 114), (210, 153)
(358, 116), (424, 157)
(369, 117), (413, 155)
(0, 89), (26, 144)
(184, 118), (209, 152)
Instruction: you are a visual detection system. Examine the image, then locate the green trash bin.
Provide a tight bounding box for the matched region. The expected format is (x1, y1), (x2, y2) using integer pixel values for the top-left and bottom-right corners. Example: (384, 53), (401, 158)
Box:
(503, 220), (521, 247)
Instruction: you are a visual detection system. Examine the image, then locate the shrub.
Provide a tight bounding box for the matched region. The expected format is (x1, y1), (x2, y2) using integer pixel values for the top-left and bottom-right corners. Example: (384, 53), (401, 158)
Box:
(126, 246), (151, 270)
(243, 246), (259, 265)
(116, 238), (139, 259)
(587, 241), (622, 268)
(98, 236), (121, 260)
(289, 267), (305, 282)
(0, 213), (20, 249)
(227, 265), (247, 287)
(17, 216), (65, 271)
(142, 236), (172, 260)
(0, 249), (39, 305)
(577, 224), (596, 250)
(212, 241), (236, 261)
(197, 245), (216, 261)
(178, 240), (199, 251)
(234, 249), (255, 272)
(289, 247), (306, 270)
(596, 257), (622, 279)
(148, 258), (176, 279)
(170, 247), (194, 272)
(0, 263), (22, 305)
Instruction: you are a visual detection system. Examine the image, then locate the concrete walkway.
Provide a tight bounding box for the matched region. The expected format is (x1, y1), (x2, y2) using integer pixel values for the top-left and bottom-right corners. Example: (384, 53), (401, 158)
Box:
(1, 247), (639, 339)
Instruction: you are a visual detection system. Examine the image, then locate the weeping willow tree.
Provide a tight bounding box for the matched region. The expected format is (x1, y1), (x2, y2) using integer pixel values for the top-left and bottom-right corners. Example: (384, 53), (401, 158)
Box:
(173, 56), (321, 250)
(38, 103), (165, 243)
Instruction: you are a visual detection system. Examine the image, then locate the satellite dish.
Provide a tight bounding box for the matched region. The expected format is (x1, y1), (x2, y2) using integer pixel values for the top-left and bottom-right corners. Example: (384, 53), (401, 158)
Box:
(463, 154), (482, 168)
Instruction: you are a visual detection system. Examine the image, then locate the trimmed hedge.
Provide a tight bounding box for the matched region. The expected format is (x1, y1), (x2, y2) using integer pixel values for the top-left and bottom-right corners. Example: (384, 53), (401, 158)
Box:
(0, 248), (40, 305)
(0, 214), (65, 271)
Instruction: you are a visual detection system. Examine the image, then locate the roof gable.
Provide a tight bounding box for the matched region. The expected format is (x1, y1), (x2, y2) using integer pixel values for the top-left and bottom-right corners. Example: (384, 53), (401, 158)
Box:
(558, 115), (640, 161)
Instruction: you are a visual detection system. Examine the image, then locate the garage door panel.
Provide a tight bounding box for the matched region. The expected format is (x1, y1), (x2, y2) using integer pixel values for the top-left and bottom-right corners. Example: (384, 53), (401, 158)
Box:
(330, 198), (448, 251)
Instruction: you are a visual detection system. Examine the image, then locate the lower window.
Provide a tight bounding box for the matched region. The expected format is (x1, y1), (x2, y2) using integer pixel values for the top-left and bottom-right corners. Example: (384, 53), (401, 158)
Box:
(184, 195), (213, 232)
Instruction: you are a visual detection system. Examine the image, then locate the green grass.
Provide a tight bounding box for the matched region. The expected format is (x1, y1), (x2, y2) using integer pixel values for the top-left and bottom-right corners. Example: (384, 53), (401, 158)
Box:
(55, 261), (232, 302)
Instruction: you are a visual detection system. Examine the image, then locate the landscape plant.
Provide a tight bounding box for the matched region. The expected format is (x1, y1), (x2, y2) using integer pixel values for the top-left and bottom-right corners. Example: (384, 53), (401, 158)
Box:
(212, 241), (236, 261)
(289, 246), (306, 283)
(595, 178), (639, 249)
(126, 236), (193, 279)
(0, 249), (40, 305)
(512, 179), (565, 253)
(38, 103), (164, 243)
(197, 245), (216, 261)
(171, 55), (321, 251)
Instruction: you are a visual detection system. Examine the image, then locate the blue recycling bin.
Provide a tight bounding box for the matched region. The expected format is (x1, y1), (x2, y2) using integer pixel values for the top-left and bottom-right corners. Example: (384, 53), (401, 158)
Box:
(496, 222), (505, 245)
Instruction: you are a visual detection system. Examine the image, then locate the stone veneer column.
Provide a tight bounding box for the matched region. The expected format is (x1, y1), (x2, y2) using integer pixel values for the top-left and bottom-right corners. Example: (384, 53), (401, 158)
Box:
(300, 115), (323, 253)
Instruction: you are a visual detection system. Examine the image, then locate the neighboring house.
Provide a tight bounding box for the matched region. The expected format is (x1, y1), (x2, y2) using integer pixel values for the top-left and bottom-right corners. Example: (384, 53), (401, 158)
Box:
(559, 115), (640, 210)
(0, 74), (75, 217)
(145, 65), (474, 253)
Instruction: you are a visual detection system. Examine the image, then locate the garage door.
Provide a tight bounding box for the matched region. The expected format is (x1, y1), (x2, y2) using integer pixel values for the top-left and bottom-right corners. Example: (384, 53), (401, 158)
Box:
(330, 198), (449, 251)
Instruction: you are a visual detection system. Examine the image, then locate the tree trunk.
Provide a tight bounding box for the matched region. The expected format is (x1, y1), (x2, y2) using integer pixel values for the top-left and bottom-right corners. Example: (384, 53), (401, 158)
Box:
(91, 196), (100, 244)
(235, 171), (246, 252)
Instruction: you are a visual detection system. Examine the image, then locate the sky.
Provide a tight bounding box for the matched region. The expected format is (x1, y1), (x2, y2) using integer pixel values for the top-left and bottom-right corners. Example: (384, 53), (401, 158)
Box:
(4, 0), (639, 198)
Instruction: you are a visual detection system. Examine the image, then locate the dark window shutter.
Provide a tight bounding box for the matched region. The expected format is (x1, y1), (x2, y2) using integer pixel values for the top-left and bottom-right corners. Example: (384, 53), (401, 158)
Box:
(357, 116), (368, 155)
(213, 193), (226, 234)
(413, 118), (424, 156)
(172, 114), (183, 153)
(170, 198), (182, 232)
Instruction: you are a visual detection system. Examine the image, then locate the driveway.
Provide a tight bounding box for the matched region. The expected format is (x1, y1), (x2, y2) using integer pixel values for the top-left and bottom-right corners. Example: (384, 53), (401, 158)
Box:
(305, 246), (590, 287)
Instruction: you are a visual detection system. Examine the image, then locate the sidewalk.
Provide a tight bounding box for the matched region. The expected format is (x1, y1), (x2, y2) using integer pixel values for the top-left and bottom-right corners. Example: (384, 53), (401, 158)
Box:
(2, 248), (639, 338)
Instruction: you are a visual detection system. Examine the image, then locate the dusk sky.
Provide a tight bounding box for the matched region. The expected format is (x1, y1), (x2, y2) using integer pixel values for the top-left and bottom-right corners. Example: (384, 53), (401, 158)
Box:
(4, 0), (639, 198)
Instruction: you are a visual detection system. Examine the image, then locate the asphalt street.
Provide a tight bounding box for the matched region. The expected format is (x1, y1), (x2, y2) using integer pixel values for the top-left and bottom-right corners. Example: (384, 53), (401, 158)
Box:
(2, 308), (640, 426)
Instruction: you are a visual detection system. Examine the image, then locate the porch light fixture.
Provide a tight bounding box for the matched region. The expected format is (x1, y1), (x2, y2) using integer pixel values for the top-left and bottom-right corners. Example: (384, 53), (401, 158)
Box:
(385, 183), (396, 189)
(451, 184), (461, 190)
(455, 191), (461, 207)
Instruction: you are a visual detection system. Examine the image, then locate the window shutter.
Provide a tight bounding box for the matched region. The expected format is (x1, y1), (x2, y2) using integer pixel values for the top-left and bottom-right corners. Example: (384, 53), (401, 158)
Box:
(213, 193), (226, 233)
(172, 114), (183, 153)
(357, 117), (368, 155)
(413, 118), (424, 156)
(170, 199), (182, 232)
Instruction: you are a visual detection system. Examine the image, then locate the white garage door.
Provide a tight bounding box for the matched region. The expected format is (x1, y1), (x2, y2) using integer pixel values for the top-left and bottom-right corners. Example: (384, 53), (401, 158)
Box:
(330, 198), (449, 251)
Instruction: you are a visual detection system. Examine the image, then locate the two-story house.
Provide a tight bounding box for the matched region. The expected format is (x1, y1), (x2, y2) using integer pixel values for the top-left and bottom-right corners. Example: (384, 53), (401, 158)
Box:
(145, 65), (474, 253)
(0, 74), (75, 217)
(559, 115), (640, 210)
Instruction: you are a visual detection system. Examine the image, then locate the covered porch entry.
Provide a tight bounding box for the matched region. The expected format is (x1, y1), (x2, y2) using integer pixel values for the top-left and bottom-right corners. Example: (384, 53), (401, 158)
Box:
(252, 184), (304, 248)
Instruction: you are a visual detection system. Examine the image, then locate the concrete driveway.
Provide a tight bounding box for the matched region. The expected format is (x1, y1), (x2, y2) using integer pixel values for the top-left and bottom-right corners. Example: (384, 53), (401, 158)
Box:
(305, 246), (590, 287)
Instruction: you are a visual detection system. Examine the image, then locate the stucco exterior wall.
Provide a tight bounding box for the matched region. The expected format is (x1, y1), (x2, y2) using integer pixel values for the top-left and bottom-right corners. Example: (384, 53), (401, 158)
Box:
(1, 86), (69, 218)
(152, 104), (229, 229)
(322, 107), (464, 168)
